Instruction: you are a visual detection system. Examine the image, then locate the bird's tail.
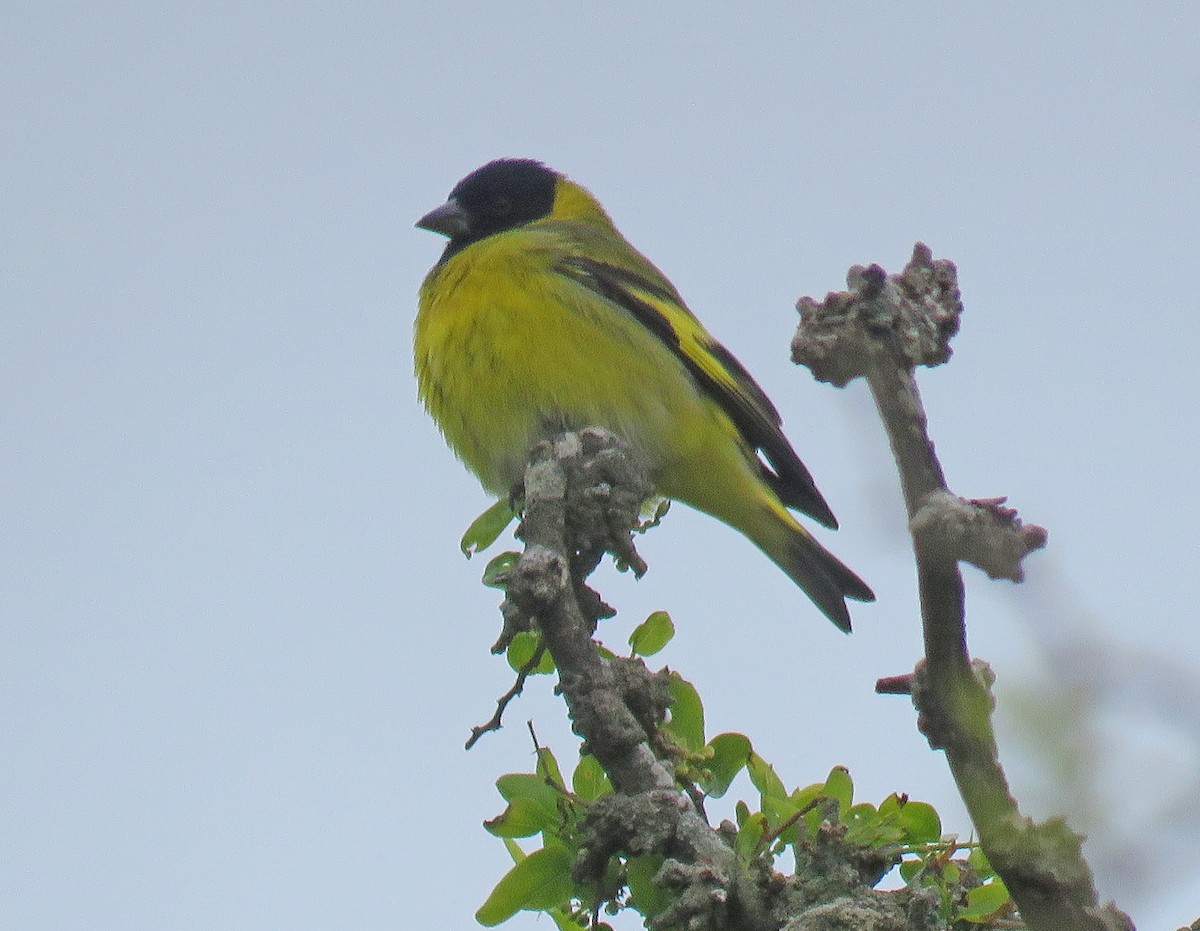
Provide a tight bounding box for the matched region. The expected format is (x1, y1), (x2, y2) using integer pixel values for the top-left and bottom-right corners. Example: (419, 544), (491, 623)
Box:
(765, 523), (875, 632)
(662, 447), (874, 631)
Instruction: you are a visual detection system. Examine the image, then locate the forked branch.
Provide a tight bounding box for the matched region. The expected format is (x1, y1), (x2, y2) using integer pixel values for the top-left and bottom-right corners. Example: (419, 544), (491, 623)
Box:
(793, 243), (1132, 931)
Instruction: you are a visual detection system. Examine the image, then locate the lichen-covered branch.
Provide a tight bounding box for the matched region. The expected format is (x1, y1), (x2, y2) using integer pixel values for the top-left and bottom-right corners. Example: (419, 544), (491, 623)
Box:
(505, 429), (772, 931)
(503, 429), (947, 930)
(792, 244), (1132, 931)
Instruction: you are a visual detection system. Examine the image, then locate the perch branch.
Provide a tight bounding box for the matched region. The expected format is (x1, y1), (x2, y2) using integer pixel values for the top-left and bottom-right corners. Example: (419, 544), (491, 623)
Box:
(504, 428), (773, 931)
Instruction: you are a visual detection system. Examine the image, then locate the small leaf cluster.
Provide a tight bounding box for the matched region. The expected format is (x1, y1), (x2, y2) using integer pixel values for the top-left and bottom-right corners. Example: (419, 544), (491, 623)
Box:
(474, 612), (683, 928)
(473, 610), (1011, 927)
(900, 841), (1012, 925)
(461, 499), (522, 590)
(731, 753), (1010, 922)
(476, 744), (614, 928)
(462, 502), (1013, 928)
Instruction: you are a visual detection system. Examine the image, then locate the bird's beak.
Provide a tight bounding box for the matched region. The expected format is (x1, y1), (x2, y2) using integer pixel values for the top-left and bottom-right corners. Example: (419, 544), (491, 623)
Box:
(415, 198), (471, 238)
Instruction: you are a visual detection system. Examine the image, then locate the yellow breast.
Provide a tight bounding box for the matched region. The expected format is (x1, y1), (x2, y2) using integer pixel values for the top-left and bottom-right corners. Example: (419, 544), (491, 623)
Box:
(415, 227), (698, 493)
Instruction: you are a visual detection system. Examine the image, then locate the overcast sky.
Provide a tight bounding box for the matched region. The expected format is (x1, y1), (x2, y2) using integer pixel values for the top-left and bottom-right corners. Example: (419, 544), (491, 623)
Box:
(4, 4), (1199, 929)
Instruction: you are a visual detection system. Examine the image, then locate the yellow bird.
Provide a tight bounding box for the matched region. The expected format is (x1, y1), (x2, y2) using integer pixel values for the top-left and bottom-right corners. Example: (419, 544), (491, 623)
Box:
(415, 159), (873, 631)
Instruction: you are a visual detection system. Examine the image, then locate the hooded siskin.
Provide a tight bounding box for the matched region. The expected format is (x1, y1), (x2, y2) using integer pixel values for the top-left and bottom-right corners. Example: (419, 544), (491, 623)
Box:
(414, 159), (873, 631)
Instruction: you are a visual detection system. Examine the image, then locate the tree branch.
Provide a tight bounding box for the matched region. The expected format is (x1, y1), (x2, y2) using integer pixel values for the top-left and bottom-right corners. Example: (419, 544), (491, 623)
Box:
(792, 243), (1133, 931)
(503, 429), (944, 929)
(504, 428), (773, 931)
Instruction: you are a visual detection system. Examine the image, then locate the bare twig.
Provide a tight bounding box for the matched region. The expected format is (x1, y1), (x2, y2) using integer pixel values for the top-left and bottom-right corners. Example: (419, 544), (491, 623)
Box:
(464, 640), (547, 749)
(793, 243), (1133, 931)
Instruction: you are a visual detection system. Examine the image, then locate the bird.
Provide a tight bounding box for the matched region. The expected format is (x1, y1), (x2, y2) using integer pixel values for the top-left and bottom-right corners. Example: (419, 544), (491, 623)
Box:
(414, 159), (873, 631)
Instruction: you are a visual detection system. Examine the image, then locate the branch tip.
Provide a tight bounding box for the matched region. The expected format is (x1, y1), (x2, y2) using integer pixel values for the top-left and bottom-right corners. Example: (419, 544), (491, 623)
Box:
(793, 242), (963, 386)
(875, 674), (915, 695)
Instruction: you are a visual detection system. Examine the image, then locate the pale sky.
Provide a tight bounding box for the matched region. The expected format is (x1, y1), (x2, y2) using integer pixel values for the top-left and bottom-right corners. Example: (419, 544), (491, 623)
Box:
(4, 4), (1199, 929)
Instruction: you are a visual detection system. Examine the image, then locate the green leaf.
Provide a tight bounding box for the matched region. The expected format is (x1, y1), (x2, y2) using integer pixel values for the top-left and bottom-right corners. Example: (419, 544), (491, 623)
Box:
(485, 797), (555, 838)
(625, 854), (669, 918)
(628, 611), (674, 657)
(793, 777), (844, 838)
(506, 631), (555, 674)
(822, 766), (854, 817)
(734, 812), (768, 862)
(482, 551), (520, 588)
(495, 773), (560, 831)
(895, 800), (942, 845)
(534, 747), (565, 792)
(844, 802), (894, 846)
(635, 497), (670, 532)
(700, 732), (751, 798)
(506, 631), (537, 669)
(959, 880), (1011, 922)
(747, 753), (787, 802)
(663, 673), (705, 753)
(496, 773), (556, 804)
(966, 844), (993, 876)
(898, 857), (923, 883)
(761, 794), (803, 844)
(790, 782), (822, 810)
(461, 498), (517, 556)
(571, 754), (612, 802)
(548, 907), (583, 931)
(878, 792), (903, 817)
(476, 844), (574, 925)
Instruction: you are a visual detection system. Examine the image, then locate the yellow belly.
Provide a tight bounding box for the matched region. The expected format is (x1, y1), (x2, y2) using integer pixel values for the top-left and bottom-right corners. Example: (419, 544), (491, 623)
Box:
(415, 231), (700, 494)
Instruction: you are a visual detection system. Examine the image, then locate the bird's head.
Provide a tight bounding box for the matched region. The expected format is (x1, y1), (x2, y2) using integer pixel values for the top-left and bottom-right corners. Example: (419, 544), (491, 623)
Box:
(417, 159), (610, 257)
